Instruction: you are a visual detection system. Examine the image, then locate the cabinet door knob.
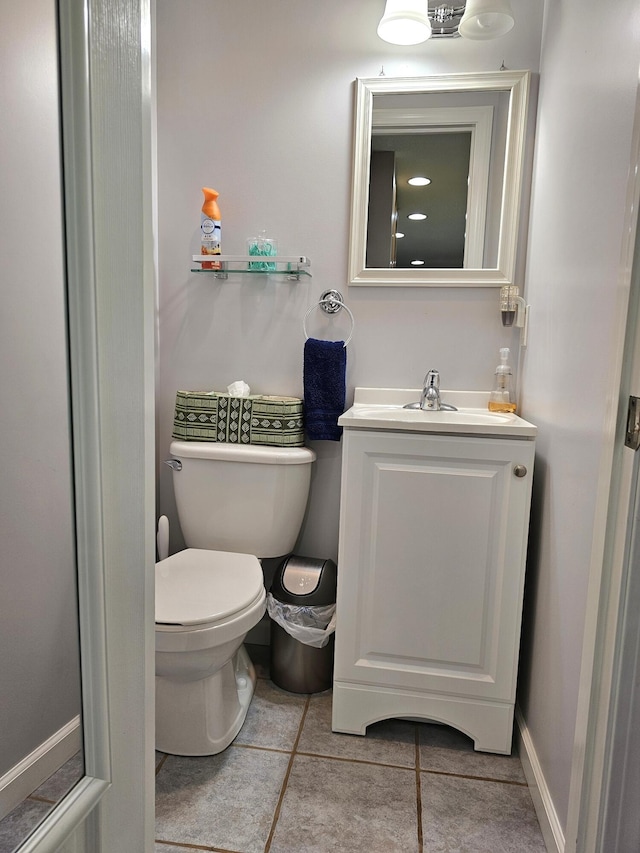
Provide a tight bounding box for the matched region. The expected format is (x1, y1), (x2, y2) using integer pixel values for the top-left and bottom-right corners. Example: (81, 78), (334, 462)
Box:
(513, 464), (527, 478)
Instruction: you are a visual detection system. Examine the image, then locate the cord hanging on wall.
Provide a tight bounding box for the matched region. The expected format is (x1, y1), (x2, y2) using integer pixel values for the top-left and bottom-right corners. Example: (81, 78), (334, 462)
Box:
(500, 285), (530, 347)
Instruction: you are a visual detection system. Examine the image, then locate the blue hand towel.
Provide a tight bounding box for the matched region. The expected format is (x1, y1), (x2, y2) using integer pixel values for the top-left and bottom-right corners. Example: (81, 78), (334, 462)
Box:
(303, 338), (346, 441)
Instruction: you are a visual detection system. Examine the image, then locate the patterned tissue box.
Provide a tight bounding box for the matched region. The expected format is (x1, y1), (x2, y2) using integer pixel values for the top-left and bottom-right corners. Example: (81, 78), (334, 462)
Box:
(172, 391), (305, 447)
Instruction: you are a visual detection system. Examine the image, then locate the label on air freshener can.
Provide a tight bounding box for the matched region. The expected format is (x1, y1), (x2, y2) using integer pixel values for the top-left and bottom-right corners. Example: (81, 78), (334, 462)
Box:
(201, 216), (221, 269)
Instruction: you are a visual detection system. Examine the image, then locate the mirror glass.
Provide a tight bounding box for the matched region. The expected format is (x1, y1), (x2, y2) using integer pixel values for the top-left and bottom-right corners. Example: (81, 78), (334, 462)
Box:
(348, 71), (531, 287)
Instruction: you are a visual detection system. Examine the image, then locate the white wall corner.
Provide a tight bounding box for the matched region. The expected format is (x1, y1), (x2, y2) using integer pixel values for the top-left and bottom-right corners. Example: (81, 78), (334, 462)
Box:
(516, 705), (565, 853)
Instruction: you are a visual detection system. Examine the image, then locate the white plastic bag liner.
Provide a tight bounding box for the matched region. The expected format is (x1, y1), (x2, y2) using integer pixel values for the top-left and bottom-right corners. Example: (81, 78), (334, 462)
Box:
(266, 592), (336, 648)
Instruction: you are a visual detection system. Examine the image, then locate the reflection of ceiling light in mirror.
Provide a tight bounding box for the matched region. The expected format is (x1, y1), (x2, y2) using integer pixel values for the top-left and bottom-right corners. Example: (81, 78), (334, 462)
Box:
(408, 176), (431, 186)
(395, 232), (405, 238)
(411, 260), (425, 265)
(377, 0), (432, 45)
(408, 213), (427, 220)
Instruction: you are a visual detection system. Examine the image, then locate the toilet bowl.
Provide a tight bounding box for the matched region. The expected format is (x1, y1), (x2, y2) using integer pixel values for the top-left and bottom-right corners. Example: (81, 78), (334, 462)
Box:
(159, 439), (316, 756)
(155, 548), (266, 755)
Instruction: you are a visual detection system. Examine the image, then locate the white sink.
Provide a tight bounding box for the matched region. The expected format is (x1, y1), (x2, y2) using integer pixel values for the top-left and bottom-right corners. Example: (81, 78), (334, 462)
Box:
(338, 388), (537, 438)
(355, 407), (514, 425)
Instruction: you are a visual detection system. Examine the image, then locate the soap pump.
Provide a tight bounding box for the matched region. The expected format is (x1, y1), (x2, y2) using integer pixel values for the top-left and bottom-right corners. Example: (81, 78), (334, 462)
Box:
(489, 347), (516, 413)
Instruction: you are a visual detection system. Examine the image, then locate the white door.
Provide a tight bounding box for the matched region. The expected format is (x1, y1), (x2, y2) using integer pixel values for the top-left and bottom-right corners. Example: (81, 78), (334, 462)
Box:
(566, 80), (640, 851)
(599, 448), (640, 850)
(590, 135), (640, 851)
(6, 0), (156, 850)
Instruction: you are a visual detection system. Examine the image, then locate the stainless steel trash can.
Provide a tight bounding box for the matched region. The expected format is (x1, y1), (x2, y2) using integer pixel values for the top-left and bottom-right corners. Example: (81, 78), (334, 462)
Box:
(269, 555), (337, 694)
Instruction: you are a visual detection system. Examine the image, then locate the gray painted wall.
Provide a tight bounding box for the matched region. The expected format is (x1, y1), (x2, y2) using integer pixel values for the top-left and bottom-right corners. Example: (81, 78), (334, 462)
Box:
(0, 1), (82, 776)
(155, 0), (640, 837)
(155, 0), (543, 564)
(519, 0), (640, 833)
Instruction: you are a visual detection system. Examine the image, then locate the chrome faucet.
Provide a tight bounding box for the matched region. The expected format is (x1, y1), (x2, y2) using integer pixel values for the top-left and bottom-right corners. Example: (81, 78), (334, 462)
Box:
(421, 369), (443, 410)
(404, 369), (458, 411)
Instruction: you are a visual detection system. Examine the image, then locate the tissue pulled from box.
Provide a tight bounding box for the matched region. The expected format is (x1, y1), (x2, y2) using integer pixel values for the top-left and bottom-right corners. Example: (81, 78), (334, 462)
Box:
(173, 390), (304, 446)
(227, 380), (250, 397)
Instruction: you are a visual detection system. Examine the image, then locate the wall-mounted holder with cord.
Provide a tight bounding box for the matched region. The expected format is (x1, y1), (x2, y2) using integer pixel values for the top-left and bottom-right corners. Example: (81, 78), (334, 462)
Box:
(303, 290), (355, 347)
(500, 284), (530, 347)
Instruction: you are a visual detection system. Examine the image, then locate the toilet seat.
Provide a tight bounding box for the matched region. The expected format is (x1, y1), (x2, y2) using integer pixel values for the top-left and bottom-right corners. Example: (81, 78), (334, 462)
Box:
(156, 548), (264, 627)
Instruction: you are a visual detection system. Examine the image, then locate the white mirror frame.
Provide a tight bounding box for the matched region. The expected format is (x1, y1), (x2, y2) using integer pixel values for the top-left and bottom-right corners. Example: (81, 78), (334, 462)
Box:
(348, 70), (531, 287)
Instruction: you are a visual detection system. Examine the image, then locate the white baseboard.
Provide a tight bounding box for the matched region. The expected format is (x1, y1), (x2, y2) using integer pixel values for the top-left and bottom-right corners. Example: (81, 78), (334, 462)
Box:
(515, 705), (565, 853)
(0, 716), (82, 820)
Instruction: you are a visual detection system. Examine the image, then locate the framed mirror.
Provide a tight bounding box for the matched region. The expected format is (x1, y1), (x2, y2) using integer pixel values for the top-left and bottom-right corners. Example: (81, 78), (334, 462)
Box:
(348, 70), (531, 287)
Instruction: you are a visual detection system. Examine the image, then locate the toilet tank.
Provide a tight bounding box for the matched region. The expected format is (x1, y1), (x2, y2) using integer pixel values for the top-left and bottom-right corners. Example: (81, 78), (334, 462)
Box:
(168, 440), (316, 558)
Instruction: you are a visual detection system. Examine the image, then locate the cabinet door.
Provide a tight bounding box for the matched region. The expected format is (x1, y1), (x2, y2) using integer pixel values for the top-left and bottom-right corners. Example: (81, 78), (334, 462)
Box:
(334, 429), (535, 703)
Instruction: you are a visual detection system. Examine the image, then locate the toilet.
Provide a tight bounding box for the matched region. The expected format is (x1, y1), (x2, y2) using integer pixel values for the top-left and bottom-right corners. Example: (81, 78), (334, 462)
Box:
(156, 439), (316, 756)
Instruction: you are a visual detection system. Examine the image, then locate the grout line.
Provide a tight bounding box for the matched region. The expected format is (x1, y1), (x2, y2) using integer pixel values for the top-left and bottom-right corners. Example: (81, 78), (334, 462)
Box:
(295, 749), (416, 773)
(227, 742), (293, 756)
(155, 839), (241, 852)
(263, 694), (311, 853)
(420, 767), (528, 786)
(28, 795), (56, 805)
(415, 727), (424, 852)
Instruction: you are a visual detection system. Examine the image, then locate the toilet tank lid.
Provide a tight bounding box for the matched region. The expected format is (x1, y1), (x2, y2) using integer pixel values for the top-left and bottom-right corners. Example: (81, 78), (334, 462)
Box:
(169, 440), (316, 465)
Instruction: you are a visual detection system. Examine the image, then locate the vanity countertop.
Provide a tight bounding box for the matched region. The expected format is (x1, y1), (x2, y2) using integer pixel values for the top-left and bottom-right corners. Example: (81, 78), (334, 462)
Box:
(338, 388), (537, 438)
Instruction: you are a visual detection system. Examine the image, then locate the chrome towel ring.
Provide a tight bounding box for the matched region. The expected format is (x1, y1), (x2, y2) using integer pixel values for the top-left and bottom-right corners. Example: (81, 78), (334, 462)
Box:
(303, 289), (355, 347)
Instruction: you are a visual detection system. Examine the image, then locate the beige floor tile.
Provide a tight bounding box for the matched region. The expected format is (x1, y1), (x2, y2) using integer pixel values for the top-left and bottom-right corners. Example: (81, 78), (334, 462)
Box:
(155, 746), (289, 852)
(33, 752), (84, 801)
(297, 691), (417, 767)
(0, 799), (52, 853)
(270, 754), (420, 852)
(233, 677), (307, 751)
(418, 721), (526, 783)
(421, 772), (547, 852)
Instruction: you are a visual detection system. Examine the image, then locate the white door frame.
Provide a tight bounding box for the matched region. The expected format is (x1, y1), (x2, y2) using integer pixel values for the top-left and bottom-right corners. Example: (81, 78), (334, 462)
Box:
(565, 65), (640, 853)
(20, 0), (155, 850)
(599, 447), (640, 849)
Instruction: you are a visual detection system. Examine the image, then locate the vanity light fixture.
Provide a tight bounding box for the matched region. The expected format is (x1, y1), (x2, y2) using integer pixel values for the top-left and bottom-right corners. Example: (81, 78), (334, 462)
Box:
(377, 0), (432, 45)
(408, 212), (428, 220)
(377, 0), (514, 43)
(458, 0), (514, 40)
(408, 176), (431, 186)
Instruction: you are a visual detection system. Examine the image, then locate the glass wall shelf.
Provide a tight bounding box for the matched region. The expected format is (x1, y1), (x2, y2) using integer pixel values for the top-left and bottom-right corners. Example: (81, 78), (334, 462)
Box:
(191, 254), (311, 280)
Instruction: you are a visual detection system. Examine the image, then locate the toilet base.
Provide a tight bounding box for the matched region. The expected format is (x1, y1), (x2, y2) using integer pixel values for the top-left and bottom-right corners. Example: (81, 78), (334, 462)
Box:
(156, 645), (257, 756)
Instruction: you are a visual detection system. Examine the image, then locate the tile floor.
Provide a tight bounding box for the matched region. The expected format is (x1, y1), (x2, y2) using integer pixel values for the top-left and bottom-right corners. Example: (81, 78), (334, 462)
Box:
(0, 643), (547, 852)
(155, 645), (548, 853)
(0, 751), (83, 853)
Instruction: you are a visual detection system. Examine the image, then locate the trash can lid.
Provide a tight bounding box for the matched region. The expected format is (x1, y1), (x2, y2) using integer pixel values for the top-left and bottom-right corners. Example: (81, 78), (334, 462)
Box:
(272, 556), (337, 606)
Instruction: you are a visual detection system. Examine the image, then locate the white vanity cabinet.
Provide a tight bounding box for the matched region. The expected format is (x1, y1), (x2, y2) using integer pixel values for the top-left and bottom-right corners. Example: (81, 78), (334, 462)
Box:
(332, 399), (536, 754)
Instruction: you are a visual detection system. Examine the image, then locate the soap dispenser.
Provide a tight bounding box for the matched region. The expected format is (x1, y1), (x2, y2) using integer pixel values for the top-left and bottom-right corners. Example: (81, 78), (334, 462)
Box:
(489, 348), (516, 413)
